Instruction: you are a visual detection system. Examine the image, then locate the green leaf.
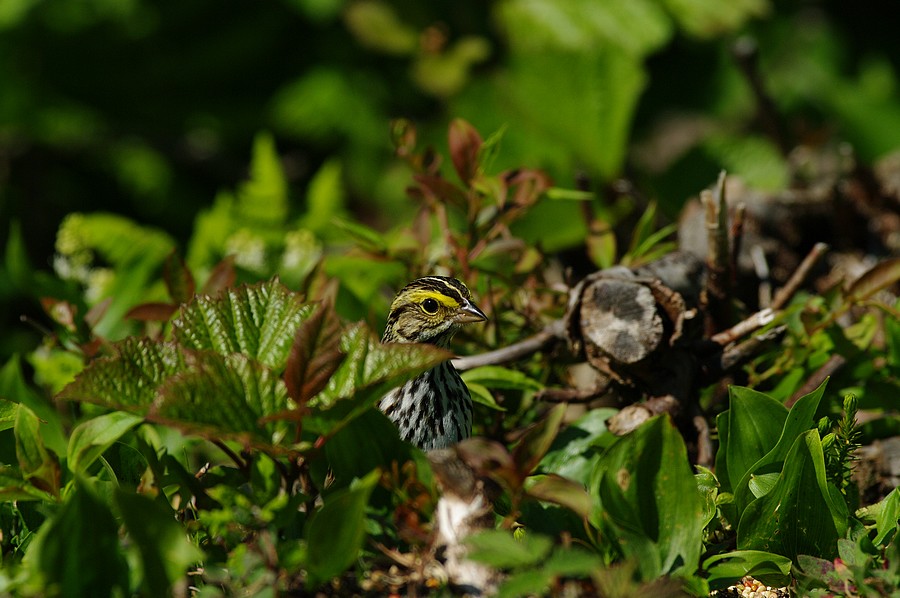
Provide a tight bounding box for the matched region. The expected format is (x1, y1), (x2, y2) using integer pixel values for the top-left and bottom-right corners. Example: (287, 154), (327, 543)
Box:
(513, 403), (567, 475)
(466, 382), (506, 411)
(466, 529), (553, 568)
(748, 473), (780, 499)
(27, 480), (129, 597)
(301, 159), (346, 233)
(703, 550), (792, 590)
(15, 404), (59, 496)
(461, 365), (543, 392)
(590, 416), (705, 579)
(869, 487), (900, 546)
(0, 398), (17, 432)
(324, 408), (409, 486)
(0, 465), (55, 501)
(732, 381), (827, 517)
(721, 386), (787, 495)
(57, 338), (186, 413)
(68, 412), (144, 474)
(115, 490), (204, 596)
(236, 132), (289, 228)
(526, 474), (592, 519)
(304, 469), (380, 587)
(174, 279), (314, 371)
(540, 407), (618, 485)
(150, 352), (294, 448)
(163, 250), (195, 304)
(738, 430), (849, 561)
(1, 357), (67, 455)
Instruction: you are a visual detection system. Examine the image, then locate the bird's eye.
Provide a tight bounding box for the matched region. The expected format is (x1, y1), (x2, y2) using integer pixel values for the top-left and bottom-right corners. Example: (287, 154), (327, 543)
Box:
(422, 298), (440, 314)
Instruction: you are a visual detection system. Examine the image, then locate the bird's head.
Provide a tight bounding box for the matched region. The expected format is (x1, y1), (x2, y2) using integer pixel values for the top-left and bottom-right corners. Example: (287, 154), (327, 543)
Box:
(382, 276), (487, 347)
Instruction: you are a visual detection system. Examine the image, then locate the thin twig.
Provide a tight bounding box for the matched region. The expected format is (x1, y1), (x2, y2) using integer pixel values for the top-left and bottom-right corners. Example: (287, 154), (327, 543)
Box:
(453, 320), (566, 371)
(719, 325), (786, 371)
(786, 354), (847, 408)
(213, 440), (247, 472)
(730, 202), (746, 286)
(710, 308), (775, 346)
(770, 242), (829, 310)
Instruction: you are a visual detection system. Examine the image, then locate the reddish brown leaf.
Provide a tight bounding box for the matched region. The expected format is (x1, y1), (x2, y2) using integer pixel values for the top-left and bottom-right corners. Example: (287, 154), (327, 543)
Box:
(448, 118), (482, 184)
(512, 403), (566, 476)
(412, 174), (469, 209)
(202, 255), (237, 295)
(284, 303), (346, 406)
(84, 297), (112, 329)
(40, 298), (77, 331)
(163, 250), (196, 304)
(126, 302), (178, 322)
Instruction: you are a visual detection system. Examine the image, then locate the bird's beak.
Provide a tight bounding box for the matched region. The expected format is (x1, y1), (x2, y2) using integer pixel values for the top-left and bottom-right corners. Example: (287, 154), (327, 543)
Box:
(456, 300), (488, 324)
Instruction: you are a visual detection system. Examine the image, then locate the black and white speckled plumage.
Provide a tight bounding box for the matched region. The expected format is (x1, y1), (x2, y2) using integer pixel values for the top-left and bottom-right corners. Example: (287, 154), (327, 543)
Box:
(378, 276), (486, 450)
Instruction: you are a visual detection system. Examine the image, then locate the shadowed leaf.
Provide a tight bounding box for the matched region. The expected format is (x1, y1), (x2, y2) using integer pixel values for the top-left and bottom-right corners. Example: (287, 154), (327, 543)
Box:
(57, 338), (186, 413)
(163, 250), (195, 304)
(202, 255), (237, 295)
(125, 302), (178, 322)
(513, 403), (567, 475)
(68, 412), (144, 474)
(173, 279), (314, 371)
(15, 405), (60, 496)
(527, 474), (593, 519)
(284, 304), (345, 406)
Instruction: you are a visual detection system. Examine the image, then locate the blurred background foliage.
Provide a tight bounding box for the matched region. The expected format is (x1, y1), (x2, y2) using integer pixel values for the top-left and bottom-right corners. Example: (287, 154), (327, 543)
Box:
(2, 0), (900, 358)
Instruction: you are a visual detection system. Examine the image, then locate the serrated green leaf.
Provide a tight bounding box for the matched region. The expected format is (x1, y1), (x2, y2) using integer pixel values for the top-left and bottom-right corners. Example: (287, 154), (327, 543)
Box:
(737, 431), (849, 561)
(466, 529), (553, 568)
(115, 490), (204, 596)
(461, 365), (543, 392)
(68, 412), (144, 474)
(173, 279), (314, 370)
(304, 470), (380, 587)
(236, 132), (289, 228)
(150, 352), (294, 448)
(302, 159), (346, 234)
(57, 338), (186, 413)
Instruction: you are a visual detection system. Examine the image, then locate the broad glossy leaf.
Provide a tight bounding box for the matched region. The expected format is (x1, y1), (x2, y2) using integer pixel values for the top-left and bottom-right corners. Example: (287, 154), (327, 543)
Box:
(29, 481), (129, 596)
(304, 470), (379, 587)
(15, 404), (60, 496)
(590, 416), (705, 579)
(115, 490), (204, 596)
(57, 338), (186, 414)
(466, 529), (553, 568)
(703, 550), (792, 590)
(540, 407), (618, 485)
(738, 430), (849, 561)
(732, 381), (826, 517)
(68, 412), (144, 473)
(720, 386), (787, 494)
(151, 352), (294, 448)
(173, 279), (314, 370)
(284, 304), (345, 406)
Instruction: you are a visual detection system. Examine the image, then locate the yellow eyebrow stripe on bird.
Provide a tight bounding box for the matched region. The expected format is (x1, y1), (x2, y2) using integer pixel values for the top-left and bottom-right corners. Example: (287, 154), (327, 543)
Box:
(405, 289), (460, 308)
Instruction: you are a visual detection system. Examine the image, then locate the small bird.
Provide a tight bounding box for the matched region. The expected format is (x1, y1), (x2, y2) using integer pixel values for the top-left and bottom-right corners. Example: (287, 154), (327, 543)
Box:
(379, 276), (487, 450)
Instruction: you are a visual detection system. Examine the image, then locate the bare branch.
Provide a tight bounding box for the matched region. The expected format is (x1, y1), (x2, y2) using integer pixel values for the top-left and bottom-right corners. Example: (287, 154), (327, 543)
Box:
(453, 319), (565, 371)
(770, 242), (829, 310)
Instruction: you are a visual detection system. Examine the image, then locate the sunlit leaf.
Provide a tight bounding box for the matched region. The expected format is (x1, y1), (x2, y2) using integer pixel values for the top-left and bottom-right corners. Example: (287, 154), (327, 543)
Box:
(150, 352), (294, 448)
(738, 431), (849, 561)
(461, 365), (543, 392)
(1, 357), (67, 456)
(466, 382), (506, 411)
(540, 408), (618, 485)
(57, 338), (186, 413)
(173, 279), (314, 371)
